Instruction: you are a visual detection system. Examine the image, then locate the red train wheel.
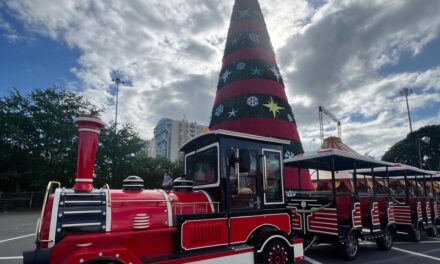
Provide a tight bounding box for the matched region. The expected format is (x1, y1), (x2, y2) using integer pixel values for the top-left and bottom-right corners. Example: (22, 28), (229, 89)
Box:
(259, 238), (292, 264)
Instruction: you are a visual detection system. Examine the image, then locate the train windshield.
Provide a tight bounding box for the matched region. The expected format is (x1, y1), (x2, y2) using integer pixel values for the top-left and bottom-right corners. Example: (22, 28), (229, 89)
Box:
(185, 144), (219, 188)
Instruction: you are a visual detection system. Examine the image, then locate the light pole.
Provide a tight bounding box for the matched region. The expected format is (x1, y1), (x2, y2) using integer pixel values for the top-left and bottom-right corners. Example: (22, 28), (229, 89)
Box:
(399, 88), (413, 133)
(112, 78), (125, 131)
(418, 136), (430, 169)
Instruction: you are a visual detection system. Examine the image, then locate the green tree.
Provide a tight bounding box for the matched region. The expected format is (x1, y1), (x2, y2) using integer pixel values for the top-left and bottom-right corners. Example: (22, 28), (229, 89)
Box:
(0, 87), (186, 192)
(98, 153), (184, 189)
(382, 125), (440, 170)
(0, 88), (99, 191)
(94, 123), (147, 188)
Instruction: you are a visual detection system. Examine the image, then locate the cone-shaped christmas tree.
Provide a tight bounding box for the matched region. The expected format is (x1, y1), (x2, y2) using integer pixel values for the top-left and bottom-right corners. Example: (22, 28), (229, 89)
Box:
(209, 0), (313, 190)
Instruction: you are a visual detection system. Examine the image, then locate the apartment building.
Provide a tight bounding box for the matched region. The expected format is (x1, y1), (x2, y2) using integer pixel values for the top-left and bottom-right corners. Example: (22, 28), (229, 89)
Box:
(153, 118), (207, 161)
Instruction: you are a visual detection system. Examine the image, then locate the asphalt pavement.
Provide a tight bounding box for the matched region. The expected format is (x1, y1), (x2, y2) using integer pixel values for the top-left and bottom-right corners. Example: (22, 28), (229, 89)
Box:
(305, 235), (440, 264)
(1, 210), (440, 264)
(0, 210), (39, 264)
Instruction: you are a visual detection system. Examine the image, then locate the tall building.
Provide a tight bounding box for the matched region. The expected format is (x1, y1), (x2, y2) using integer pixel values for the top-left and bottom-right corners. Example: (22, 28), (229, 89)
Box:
(153, 118), (207, 161)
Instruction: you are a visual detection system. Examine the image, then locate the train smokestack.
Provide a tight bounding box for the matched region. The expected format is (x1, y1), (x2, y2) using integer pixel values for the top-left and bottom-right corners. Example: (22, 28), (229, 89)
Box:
(74, 115), (105, 192)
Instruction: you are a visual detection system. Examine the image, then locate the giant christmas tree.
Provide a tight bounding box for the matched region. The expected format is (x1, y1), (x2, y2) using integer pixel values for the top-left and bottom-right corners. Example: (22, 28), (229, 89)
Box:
(209, 0), (313, 190)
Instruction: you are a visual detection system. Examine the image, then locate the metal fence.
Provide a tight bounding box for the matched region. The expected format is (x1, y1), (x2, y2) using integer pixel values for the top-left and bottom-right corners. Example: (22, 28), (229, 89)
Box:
(0, 192), (45, 211)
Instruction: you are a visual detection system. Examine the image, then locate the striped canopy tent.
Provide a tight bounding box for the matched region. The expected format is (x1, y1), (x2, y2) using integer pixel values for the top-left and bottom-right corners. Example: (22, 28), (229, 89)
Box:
(209, 0), (312, 190)
(408, 179), (424, 195)
(434, 182), (440, 192)
(310, 171), (353, 192)
(355, 176), (389, 193)
(389, 179), (406, 195)
(435, 172), (440, 193)
(357, 177), (372, 191)
(311, 136), (357, 191)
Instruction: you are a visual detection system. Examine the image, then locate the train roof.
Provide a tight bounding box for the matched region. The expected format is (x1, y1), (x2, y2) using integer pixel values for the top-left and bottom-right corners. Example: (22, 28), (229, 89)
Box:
(284, 149), (392, 171)
(180, 129), (290, 152)
(355, 164), (435, 177)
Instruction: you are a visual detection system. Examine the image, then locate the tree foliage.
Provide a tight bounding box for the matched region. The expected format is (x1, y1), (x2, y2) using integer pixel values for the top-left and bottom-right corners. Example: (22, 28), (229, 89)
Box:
(0, 88), (184, 192)
(382, 125), (440, 170)
(0, 88), (100, 191)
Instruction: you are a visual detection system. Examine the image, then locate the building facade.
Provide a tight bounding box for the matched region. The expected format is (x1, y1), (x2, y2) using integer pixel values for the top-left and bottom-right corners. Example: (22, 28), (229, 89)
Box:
(153, 118), (207, 161)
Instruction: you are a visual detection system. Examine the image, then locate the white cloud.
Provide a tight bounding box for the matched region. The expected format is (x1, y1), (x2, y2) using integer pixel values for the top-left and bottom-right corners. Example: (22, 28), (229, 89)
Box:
(277, 0), (440, 155)
(0, 8), (12, 32)
(3, 0), (440, 157)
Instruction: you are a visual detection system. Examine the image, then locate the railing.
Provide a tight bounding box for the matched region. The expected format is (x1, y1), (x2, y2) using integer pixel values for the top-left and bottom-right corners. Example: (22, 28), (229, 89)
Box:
(173, 202), (220, 215)
(296, 202), (333, 214)
(391, 195), (407, 205)
(111, 198), (220, 215)
(0, 192), (46, 210)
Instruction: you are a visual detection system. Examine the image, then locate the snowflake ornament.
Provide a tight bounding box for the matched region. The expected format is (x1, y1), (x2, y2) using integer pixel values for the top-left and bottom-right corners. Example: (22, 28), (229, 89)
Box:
(236, 62), (246, 70)
(221, 69), (232, 83)
(230, 37), (239, 46)
(247, 96), (259, 107)
(249, 33), (260, 44)
(238, 8), (251, 19)
(215, 104), (224, 117)
(284, 151), (295, 159)
(269, 65), (281, 82)
(287, 114), (293, 122)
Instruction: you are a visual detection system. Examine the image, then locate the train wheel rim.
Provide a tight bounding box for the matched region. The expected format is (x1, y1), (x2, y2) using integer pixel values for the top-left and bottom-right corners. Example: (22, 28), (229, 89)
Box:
(415, 225), (421, 240)
(267, 243), (288, 264)
(346, 232), (359, 257)
(384, 228), (392, 247)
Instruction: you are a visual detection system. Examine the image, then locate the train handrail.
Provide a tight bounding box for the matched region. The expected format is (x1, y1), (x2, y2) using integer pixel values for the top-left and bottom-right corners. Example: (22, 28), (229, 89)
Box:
(303, 235), (318, 252)
(36, 181), (60, 244)
(296, 202), (333, 213)
(391, 197), (406, 205)
(102, 184), (112, 207)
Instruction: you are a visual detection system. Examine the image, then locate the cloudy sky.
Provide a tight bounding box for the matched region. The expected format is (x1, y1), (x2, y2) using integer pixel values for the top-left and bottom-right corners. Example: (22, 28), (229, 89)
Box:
(1, 0), (439, 158)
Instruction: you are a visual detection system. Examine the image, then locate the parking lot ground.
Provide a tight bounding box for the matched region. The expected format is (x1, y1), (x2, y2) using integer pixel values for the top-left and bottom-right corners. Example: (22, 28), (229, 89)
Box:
(1, 210), (440, 264)
(305, 233), (440, 264)
(0, 210), (39, 264)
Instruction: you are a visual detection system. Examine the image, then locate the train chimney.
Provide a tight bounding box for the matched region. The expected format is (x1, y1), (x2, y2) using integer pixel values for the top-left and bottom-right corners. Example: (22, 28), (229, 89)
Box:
(74, 115), (105, 192)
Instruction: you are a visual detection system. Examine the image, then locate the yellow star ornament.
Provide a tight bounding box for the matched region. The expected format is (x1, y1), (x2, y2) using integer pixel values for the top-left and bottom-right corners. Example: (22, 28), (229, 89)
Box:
(263, 97), (284, 118)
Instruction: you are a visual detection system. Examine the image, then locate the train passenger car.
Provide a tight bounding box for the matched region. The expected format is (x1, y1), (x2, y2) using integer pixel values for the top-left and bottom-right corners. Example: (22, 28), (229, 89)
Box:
(358, 165), (438, 241)
(283, 149), (394, 260)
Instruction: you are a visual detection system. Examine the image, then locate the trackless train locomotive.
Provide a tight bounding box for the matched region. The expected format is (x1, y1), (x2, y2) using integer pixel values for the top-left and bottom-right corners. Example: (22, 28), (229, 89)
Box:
(24, 116), (304, 264)
(21, 0), (440, 260)
(22, 119), (440, 263)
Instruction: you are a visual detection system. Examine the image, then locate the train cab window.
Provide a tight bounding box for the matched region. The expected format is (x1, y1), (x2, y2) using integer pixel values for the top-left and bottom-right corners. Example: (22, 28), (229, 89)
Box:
(185, 144), (218, 188)
(263, 150), (283, 203)
(230, 151), (258, 209)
